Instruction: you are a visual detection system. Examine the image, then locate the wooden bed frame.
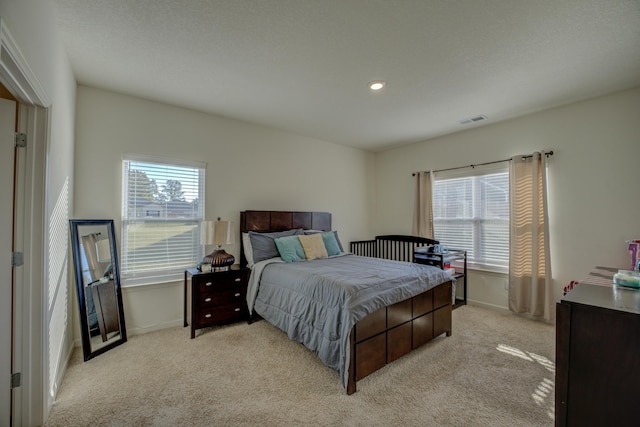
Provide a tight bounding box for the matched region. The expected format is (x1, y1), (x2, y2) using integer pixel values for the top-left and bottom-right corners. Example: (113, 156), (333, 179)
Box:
(240, 210), (453, 394)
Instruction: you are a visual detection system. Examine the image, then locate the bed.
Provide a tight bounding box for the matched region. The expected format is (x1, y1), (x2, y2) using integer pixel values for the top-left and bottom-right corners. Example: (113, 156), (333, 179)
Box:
(240, 210), (454, 394)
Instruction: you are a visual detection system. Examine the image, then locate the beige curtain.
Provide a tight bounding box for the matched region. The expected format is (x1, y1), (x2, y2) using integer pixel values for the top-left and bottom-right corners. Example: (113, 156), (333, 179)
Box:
(508, 152), (553, 321)
(412, 171), (434, 239)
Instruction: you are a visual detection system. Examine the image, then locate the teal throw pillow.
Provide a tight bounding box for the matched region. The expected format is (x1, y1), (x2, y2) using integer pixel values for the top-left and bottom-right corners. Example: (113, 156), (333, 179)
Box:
(274, 235), (307, 263)
(321, 231), (342, 256)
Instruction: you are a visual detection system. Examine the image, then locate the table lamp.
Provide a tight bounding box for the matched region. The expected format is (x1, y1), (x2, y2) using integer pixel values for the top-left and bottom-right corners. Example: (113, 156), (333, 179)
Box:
(201, 219), (235, 271)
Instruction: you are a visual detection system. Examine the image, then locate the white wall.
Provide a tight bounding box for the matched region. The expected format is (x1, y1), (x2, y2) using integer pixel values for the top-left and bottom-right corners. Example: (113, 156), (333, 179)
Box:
(374, 87), (640, 310)
(73, 86), (375, 335)
(74, 85), (640, 323)
(0, 0), (76, 424)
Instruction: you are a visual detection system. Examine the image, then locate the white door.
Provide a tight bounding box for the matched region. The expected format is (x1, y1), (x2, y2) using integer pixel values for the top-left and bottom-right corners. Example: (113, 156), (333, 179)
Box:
(1, 97), (17, 426)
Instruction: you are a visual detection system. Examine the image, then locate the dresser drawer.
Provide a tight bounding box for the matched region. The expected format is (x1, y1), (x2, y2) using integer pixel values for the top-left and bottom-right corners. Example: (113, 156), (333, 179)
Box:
(198, 303), (248, 326)
(196, 271), (246, 294)
(197, 286), (246, 307)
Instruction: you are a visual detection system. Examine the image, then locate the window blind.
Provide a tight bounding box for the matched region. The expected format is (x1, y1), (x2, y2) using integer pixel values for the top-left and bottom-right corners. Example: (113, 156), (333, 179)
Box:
(433, 165), (509, 270)
(121, 156), (205, 285)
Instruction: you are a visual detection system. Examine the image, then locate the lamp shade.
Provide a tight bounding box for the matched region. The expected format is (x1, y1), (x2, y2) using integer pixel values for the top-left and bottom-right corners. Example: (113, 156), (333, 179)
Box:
(201, 220), (234, 246)
(201, 221), (216, 245)
(214, 220), (234, 246)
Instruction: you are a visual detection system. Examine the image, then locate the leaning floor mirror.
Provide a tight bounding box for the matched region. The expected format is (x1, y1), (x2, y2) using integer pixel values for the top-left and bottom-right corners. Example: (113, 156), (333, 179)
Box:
(70, 219), (127, 361)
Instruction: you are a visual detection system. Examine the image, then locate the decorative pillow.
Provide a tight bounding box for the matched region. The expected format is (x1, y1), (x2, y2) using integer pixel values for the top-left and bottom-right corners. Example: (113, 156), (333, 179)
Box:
(242, 232), (255, 268)
(303, 229), (344, 253)
(320, 231), (341, 256)
(249, 229), (303, 264)
(274, 235), (307, 263)
(333, 231), (344, 252)
(298, 233), (328, 260)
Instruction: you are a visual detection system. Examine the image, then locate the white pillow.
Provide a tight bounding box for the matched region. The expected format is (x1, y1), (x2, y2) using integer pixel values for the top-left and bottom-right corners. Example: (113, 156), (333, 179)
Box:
(242, 232), (255, 268)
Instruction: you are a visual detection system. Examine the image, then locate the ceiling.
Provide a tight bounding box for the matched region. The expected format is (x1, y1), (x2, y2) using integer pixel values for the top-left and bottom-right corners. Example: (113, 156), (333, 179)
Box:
(52, 0), (640, 152)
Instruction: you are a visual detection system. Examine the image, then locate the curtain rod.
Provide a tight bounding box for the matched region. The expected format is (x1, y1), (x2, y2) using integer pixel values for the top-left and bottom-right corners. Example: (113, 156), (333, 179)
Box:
(412, 150), (553, 176)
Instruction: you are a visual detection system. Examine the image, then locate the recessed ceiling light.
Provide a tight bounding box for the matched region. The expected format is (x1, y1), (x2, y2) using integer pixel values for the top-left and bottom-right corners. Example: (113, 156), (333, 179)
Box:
(368, 80), (386, 92)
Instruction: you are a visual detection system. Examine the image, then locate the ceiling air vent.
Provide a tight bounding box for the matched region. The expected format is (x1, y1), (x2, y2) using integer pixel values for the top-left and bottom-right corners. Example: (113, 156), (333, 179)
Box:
(458, 115), (487, 125)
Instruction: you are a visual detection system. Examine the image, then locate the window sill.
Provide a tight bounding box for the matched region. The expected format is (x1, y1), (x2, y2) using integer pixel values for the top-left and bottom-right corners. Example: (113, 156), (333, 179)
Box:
(464, 263), (508, 275)
(449, 260), (507, 275)
(121, 273), (183, 288)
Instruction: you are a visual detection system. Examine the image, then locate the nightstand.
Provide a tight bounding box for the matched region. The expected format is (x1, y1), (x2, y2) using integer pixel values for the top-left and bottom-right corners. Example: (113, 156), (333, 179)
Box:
(184, 265), (249, 338)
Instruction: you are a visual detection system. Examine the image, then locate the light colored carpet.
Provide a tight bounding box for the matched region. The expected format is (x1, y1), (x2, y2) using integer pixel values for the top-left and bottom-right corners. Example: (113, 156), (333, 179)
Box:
(46, 305), (555, 426)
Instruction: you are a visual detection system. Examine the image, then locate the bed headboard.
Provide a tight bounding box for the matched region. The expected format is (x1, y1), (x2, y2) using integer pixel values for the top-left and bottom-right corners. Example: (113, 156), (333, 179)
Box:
(239, 210), (332, 267)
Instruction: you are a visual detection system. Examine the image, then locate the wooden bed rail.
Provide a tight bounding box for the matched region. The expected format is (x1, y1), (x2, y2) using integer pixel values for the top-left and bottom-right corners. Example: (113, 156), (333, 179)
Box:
(349, 239), (377, 257)
(350, 235), (439, 263)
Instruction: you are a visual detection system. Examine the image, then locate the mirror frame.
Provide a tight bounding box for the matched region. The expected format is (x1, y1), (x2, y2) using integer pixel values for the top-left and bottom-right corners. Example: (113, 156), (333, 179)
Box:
(70, 219), (127, 360)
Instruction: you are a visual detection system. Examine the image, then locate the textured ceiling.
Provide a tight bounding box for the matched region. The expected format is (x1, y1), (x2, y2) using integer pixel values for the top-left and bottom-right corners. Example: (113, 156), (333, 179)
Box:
(52, 0), (640, 151)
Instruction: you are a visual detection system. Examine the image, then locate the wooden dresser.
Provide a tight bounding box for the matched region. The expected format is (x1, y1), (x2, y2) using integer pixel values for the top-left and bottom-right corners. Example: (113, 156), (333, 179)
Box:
(184, 265), (249, 338)
(556, 282), (640, 426)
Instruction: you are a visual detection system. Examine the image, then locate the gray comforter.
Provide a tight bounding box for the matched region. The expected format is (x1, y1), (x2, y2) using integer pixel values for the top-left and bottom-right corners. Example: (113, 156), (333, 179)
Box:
(248, 253), (452, 388)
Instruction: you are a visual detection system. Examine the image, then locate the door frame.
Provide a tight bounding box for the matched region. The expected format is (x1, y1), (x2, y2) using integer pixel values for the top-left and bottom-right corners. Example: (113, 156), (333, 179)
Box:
(1, 17), (51, 426)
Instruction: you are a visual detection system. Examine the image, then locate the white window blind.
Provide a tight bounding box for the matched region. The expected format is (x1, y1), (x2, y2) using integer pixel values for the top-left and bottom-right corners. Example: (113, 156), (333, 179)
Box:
(433, 164), (509, 271)
(122, 155), (205, 285)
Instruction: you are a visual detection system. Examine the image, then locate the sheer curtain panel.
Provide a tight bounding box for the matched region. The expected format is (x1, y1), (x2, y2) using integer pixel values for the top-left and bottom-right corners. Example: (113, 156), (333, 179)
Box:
(412, 171), (434, 239)
(508, 152), (553, 321)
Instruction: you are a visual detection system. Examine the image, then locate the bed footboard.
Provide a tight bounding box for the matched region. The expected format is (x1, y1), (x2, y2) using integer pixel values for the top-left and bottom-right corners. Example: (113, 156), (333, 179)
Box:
(346, 280), (453, 394)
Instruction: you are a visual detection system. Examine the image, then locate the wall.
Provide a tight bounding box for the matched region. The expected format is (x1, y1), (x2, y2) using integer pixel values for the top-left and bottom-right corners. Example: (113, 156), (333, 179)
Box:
(73, 86), (375, 335)
(374, 87), (640, 310)
(0, 0), (77, 423)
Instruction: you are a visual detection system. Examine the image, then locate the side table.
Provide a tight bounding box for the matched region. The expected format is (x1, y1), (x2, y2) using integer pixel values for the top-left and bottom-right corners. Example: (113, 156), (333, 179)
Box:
(184, 265), (249, 338)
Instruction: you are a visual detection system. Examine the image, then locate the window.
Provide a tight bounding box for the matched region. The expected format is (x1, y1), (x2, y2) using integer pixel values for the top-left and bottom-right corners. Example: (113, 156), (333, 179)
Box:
(121, 155), (205, 285)
(432, 164), (509, 271)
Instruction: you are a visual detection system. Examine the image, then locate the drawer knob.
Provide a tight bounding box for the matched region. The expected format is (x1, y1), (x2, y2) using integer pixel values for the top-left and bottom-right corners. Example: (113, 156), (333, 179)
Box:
(205, 313), (212, 318)
(234, 278), (241, 282)
(234, 308), (240, 312)
(205, 282), (213, 287)
(205, 297), (212, 302)
(234, 293), (241, 297)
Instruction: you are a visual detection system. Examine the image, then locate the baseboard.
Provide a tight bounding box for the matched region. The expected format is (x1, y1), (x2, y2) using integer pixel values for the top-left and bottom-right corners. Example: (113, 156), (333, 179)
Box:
(51, 337), (75, 404)
(466, 300), (555, 324)
(71, 320), (184, 352)
(466, 299), (510, 313)
(126, 319), (184, 337)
